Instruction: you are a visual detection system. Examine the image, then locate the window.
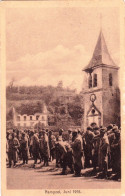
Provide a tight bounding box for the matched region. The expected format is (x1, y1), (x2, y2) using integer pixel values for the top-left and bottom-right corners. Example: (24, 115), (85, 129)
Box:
(24, 116), (26, 121)
(30, 116), (32, 121)
(109, 73), (113, 86)
(42, 116), (44, 121)
(17, 116), (20, 121)
(93, 74), (97, 87)
(36, 115), (39, 120)
(88, 74), (92, 88)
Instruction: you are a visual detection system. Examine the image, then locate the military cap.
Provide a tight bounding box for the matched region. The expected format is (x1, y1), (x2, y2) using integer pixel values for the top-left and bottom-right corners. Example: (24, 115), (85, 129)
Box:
(100, 127), (107, 134)
(87, 126), (92, 131)
(112, 126), (118, 132)
(107, 124), (113, 130)
(30, 130), (34, 134)
(72, 129), (78, 133)
(93, 126), (99, 130)
(59, 129), (64, 132)
(22, 131), (25, 136)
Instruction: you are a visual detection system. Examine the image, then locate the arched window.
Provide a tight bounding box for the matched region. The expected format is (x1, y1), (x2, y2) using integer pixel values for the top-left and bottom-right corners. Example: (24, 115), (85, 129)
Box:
(93, 74), (97, 87)
(24, 116), (26, 121)
(36, 115), (39, 120)
(88, 74), (92, 88)
(109, 73), (113, 86)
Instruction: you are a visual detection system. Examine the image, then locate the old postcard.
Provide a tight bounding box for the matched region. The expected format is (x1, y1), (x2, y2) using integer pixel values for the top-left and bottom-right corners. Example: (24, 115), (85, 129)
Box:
(0, 0), (125, 196)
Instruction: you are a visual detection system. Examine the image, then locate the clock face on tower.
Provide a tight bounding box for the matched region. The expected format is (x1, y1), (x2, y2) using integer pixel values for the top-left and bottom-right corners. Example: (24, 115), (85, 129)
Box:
(90, 93), (96, 102)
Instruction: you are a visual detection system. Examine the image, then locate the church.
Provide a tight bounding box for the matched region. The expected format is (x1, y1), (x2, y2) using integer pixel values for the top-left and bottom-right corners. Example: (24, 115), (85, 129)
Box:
(82, 30), (120, 130)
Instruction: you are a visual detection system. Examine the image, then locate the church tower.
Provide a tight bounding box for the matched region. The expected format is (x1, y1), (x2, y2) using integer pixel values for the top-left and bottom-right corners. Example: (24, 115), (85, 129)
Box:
(82, 30), (120, 130)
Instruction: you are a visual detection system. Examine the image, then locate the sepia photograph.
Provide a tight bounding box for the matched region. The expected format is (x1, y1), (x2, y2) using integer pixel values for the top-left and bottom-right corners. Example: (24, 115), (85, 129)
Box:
(1, 1), (124, 194)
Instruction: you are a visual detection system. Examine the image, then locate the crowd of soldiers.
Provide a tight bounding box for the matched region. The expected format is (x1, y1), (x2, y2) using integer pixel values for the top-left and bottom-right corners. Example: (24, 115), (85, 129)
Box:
(6, 123), (121, 180)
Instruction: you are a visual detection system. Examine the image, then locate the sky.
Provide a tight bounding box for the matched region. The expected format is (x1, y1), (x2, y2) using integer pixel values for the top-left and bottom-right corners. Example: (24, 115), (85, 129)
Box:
(6, 6), (120, 92)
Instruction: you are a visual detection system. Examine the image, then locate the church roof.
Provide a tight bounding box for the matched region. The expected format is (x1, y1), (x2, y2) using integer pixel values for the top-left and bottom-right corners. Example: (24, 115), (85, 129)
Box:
(83, 31), (118, 72)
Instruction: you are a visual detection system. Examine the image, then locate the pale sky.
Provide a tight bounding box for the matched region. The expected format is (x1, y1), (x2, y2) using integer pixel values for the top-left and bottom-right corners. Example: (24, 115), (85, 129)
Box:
(6, 7), (120, 92)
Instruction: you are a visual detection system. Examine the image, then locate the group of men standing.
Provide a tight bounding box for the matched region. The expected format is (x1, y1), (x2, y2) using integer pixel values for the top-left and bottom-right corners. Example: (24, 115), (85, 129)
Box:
(6, 123), (121, 179)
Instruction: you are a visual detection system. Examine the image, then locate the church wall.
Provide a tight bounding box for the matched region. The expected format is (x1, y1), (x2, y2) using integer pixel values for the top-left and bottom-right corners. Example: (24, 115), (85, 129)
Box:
(102, 89), (120, 127)
(82, 90), (103, 130)
(102, 67), (120, 126)
(102, 67), (119, 89)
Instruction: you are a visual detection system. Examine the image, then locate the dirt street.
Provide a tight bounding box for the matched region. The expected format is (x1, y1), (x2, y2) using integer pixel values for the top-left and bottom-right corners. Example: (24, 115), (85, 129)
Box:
(7, 160), (120, 189)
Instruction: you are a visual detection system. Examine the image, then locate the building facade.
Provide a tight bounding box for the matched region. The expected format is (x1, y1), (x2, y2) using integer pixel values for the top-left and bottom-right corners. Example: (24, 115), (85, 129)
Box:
(13, 104), (48, 129)
(82, 31), (120, 130)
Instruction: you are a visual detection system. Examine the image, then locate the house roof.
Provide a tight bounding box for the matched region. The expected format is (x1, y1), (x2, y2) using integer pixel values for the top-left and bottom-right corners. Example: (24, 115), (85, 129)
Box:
(83, 31), (118, 72)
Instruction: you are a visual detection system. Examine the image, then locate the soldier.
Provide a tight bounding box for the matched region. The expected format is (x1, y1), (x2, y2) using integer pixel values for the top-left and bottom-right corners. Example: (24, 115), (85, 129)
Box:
(68, 129), (72, 144)
(57, 129), (64, 141)
(48, 130), (56, 161)
(98, 127), (109, 178)
(84, 126), (95, 168)
(56, 129), (64, 167)
(20, 132), (29, 164)
(42, 130), (50, 166)
(92, 126), (100, 171)
(7, 133), (20, 167)
(13, 133), (20, 167)
(57, 140), (74, 175)
(18, 131), (23, 160)
(7, 133), (14, 168)
(71, 129), (83, 177)
(30, 131), (40, 165)
(111, 128), (121, 179)
(107, 124), (115, 169)
(39, 131), (44, 163)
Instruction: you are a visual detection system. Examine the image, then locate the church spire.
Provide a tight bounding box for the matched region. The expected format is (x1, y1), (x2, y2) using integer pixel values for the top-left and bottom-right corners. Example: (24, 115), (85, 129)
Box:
(83, 30), (118, 72)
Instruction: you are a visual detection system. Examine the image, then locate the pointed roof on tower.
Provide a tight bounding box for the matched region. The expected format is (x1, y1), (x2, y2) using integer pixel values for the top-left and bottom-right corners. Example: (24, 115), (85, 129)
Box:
(83, 30), (118, 72)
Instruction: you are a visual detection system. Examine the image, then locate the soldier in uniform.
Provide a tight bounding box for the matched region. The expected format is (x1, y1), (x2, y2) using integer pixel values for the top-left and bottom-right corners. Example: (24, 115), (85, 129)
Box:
(107, 124), (115, 169)
(13, 133), (20, 167)
(56, 140), (74, 175)
(92, 126), (100, 171)
(98, 127), (109, 178)
(111, 128), (121, 179)
(68, 129), (72, 144)
(39, 131), (44, 163)
(48, 130), (56, 161)
(57, 129), (64, 141)
(7, 133), (14, 168)
(84, 126), (95, 168)
(30, 131), (40, 165)
(71, 129), (83, 177)
(20, 132), (29, 164)
(42, 130), (50, 166)
(7, 133), (20, 167)
(56, 129), (64, 167)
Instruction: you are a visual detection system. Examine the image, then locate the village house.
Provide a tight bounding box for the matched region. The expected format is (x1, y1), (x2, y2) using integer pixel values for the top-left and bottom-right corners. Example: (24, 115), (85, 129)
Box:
(12, 104), (48, 129)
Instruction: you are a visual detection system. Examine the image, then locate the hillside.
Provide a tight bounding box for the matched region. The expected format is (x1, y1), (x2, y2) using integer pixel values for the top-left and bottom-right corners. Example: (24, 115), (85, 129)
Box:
(6, 84), (84, 129)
